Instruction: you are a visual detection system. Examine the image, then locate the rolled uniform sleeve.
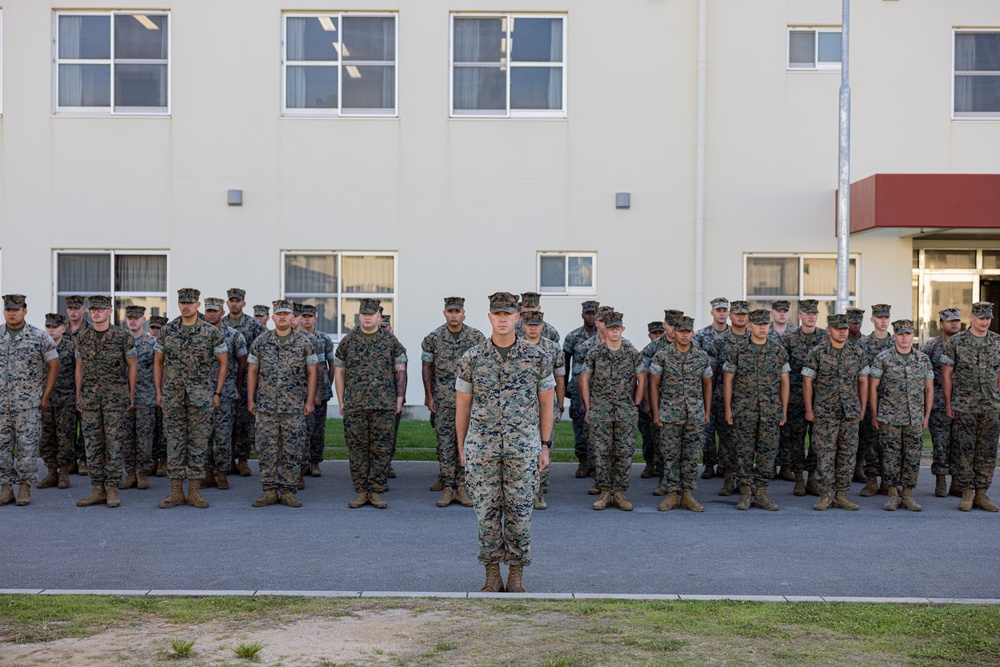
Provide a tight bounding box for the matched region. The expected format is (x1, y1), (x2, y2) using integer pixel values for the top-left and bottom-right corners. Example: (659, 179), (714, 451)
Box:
(420, 335), (436, 364)
(455, 351), (473, 395)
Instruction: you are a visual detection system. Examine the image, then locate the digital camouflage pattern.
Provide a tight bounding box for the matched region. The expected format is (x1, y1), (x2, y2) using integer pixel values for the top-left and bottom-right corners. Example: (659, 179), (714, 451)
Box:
(514, 319), (560, 344)
(334, 328), (407, 413)
(125, 406), (156, 475)
(131, 333), (157, 407)
(256, 412), (307, 494)
(308, 329), (336, 463)
(781, 327), (829, 473)
(533, 335), (565, 493)
(563, 325), (598, 458)
(343, 409), (395, 493)
(921, 334), (954, 476)
(951, 412), (1000, 490)
(705, 328), (747, 472)
(228, 311), (266, 463)
(39, 333), (78, 470)
(858, 332), (895, 477)
(869, 348), (934, 427)
(878, 423), (924, 488)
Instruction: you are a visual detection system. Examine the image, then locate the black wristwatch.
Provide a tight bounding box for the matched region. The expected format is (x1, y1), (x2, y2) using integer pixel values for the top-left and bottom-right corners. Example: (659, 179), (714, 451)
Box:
(214, 392), (222, 396)
(541, 439), (553, 448)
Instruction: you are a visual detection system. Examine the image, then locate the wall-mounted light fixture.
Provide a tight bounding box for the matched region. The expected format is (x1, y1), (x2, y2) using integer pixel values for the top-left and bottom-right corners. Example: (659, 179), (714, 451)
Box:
(616, 192), (631, 209)
(228, 189), (243, 207)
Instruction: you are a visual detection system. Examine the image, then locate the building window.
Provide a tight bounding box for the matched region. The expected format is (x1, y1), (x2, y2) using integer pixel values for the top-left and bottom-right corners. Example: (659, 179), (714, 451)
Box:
(538, 252), (596, 297)
(787, 28), (841, 71)
(55, 251), (169, 324)
(451, 14), (566, 118)
(745, 254), (859, 327)
(282, 252), (397, 339)
(955, 31), (1000, 118)
(54, 12), (169, 114)
(282, 14), (397, 117)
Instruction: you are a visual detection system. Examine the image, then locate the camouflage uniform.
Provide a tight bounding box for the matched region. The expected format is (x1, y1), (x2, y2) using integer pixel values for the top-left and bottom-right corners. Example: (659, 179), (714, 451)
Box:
(423, 322), (488, 487)
(515, 320), (560, 344)
(534, 335), (565, 494)
(922, 334), (954, 477)
(869, 347), (933, 488)
(0, 323), (58, 486)
(40, 335), (78, 472)
(334, 327), (407, 494)
(639, 334), (671, 474)
(206, 324), (247, 473)
(858, 332), (895, 479)
(649, 344), (713, 493)
(693, 323), (730, 470)
(724, 339), (790, 488)
(942, 329), (1000, 492)
(75, 326), (136, 488)
(457, 337), (555, 565)
(564, 325), (598, 462)
(781, 327), (830, 474)
(227, 311), (266, 463)
(249, 330), (317, 496)
(67, 317), (92, 467)
(308, 329), (336, 465)
(125, 332), (157, 477)
(156, 319), (227, 480)
(707, 328), (747, 473)
(802, 341), (869, 493)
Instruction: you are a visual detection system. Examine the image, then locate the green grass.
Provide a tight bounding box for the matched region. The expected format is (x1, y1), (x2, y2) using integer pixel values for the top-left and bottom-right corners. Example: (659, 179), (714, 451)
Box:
(169, 637), (196, 658)
(233, 640), (266, 660)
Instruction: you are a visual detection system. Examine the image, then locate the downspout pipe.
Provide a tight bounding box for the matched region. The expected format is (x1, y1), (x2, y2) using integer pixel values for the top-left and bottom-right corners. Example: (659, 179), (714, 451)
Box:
(695, 0), (707, 325)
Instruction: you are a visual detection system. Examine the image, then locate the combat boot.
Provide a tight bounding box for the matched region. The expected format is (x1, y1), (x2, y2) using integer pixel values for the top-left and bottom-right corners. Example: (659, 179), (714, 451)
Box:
(120, 471), (137, 490)
(481, 563), (504, 593)
(680, 489), (704, 512)
(813, 492), (832, 511)
(701, 465), (715, 479)
(0, 484), (13, 505)
(369, 492), (387, 509)
(348, 491), (369, 508)
(297, 471), (306, 490)
(229, 458), (239, 475)
(137, 471), (150, 490)
(58, 467), (71, 489)
(949, 477), (963, 497)
(237, 459), (252, 477)
(718, 472), (735, 496)
(973, 489), (1000, 512)
(105, 486), (120, 508)
(252, 489), (279, 507)
(935, 475), (947, 498)
(436, 486), (455, 507)
(657, 491), (679, 512)
(859, 477), (879, 497)
(202, 469), (216, 488)
(592, 490), (612, 511)
(216, 469), (230, 490)
(832, 490), (859, 511)
(877, 479), (890, 495)
(187, 479), (209, 508)
(959, 488), (974, 511)
(779, 465), (795, 482)
(587, 483), (600, 495)
(37, 467), (59, 489)
(310, 462), (322, 477)
(77, 483), (107, 507)
(651, 483), (667, 496)
(883, 486), (900, 511)
(853, 462), (867, 484)
(900, 487), (922, 512)
(429, 479), (444, 492)
(67, 460), (79, 475)
(534, 490), (547, 510)
(455, 486), (474, 507)
(388, 466), (397, 479)
(752, 485), (779, 511)
(613, 489), (633, 511)
(805, 472), (818, 496)
(640, 463), (655, 479)
(575, 457), (588, 478)
(78, 459), (89, 476)
(155, 457), (167, 477)
(279, 492), (302, 507)
(15, 484), (31, 506)
(735, 485), (753, 511)
(792, 472), (806, 496)
(506, 564), (526, 593)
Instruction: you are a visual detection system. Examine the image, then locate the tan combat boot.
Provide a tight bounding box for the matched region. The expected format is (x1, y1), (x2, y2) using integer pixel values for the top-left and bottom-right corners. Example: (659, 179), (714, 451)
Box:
(792, 472), (806, 496)
(973, 489), (1000, 512)
(310, 462), (322, 477)
(859, 477), (879, 497)
(735, 485), (753, 511)
(187, 479), (209, 508)
(215, 470), (229, 490)
(136, 471), (150, 490)
(229, 458), (239, 475)
(718, 472), (735, 497)
(105, 486), (120, 508)
(481, 563), (504, 593)
(883, 486), (900, 511)
(78, 459), (89, 476)
(651, 483), (667, 496)
(77, 483), (107, 507)
(877, 479), (890, 495)
(813, 492), (832, 511)
(436, 486), (455, 507)
(832, 490), (859, 511)
(120, 471), (137, 490)
(429, 479), (444, 492)
(680, 489), (704, 512)
(534, 490), (547, 510)
(0, 484), (13, 505)
(37, 467), (59, 489)
(388, 466), (397, 479)
(592, 490), (612, 511)
(949, 477), (963, 497)
(935, 475), (947, 498)
(455, 486), (474, 507)
(959, 488), (974, 511)
(587, 483), (600, 495)
(160, 479), (186, 508)
(575, 457), (589, 478)
(657, 491), (679, 512)
(701, 464), (715, 479)
(202, 469), (216, 488)
(506, 564), (526, 593)
(805, 472), (819, 496)
(613, 489), (633, 511)
(15, 484), (31, 506)
(900, 487), (922, 512)
(58, 467), (71, 489)
(252, 489), (279, 507)
(779, 465), (795, 482)
(155, 457), (168, 477)
(348, 491), (369, 508)
(237, 459), (252, 477)
(369, 492), (387, 509)
(279, 491), (302, 507)
(853, 462), (867, 484)
(752, 485), (779, 511)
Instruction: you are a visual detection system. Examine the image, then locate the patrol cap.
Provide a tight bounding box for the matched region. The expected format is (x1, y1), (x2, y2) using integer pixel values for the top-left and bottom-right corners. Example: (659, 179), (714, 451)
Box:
(846, 307), (866, 324)
(892, 319), (915, 334)
(581, 300), (600, 314)
(488, 292), (519, 314)
(798, 299), (820, 314)
(227, 288), (246, 300)
(710, 297), (730, 310)
(45, 313), (67, 327)
(871, 304), (891, 318)
(88, 295), (112, 309)
(380, 314), (391, 328)
(177, 288), (201, 303)
(647, 321), (665, 334)
(520, 292), (542, 308)
(444, 296), (465, 311)
(938, 307), (961, 322)
(125, 305), (146, 318)
(664, 309), (684, 326)
(358, 298), (381, 315)
(972, 301), (995, 319)
(522, 311), (545, 326)
(301, 304), (317, 317)
(729, 300), (750, 315)
(65, 295), (85, 309)
(771, 300), (791, 311)
(253, 304), (269, 316)
(3, 294), (27, 309)
(272, 299), (293, 314)
(827, 314), (849, 329)
(748, 309), (770, 325)
(148, 315), (168, 328)
(292, 302), (304, 316)
(379, 305), (384, 315)
(675, 316), (695, 332)
(596, 305), (615, 322)
(604, 311), (624, 328)
(203, 298), (225, 311)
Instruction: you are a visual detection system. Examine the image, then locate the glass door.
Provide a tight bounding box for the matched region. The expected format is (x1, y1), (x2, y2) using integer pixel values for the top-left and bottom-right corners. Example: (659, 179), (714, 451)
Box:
(922, 274), (977, 341)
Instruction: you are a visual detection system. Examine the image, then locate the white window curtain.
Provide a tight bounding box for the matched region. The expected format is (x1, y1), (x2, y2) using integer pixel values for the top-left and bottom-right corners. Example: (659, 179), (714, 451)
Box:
(57, 253), (111, 293)
(956, 34), (976, 112)
(58, 17), (85, 106)
(115, 255), (166, 292)
(286, 18), (308, 109)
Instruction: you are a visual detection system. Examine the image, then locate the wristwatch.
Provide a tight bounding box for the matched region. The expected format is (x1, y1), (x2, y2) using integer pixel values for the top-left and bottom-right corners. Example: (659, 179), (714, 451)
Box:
(541, 439), (553, 448)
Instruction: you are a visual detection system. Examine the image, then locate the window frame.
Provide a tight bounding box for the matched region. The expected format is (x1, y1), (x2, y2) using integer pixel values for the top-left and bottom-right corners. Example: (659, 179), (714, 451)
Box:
(953, 29), (1000, 120)
(281, 12), (399, 118)
(281, 250), (399, 341)
(450, 13), (568, 119)
(786, 27), (842, 72)
(52, 249), (171, 323)
(743, 252), (860, 320)
(536, 251), (597, 297)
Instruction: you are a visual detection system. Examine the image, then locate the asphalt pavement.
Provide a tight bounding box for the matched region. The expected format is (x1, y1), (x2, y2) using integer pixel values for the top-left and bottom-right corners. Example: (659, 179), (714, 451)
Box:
(1, 460), (998, 599)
